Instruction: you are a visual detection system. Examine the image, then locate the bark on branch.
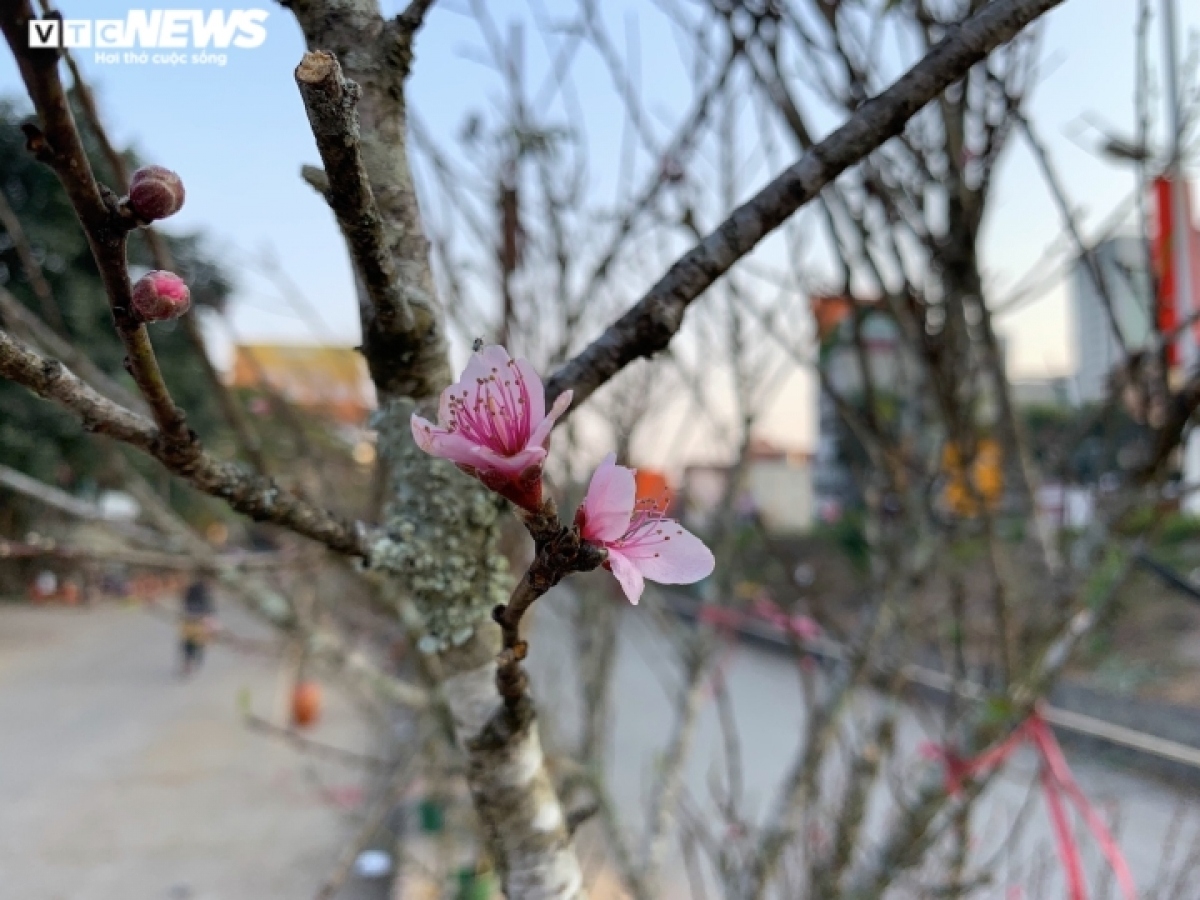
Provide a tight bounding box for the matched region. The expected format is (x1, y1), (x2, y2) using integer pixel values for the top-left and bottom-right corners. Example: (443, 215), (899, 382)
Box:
(544, 0), (1066, 411)
(295, 51), (417, 336)
(0, 3), (189, 444)
(49, 26), (269, 473)
(0, 328), (371, 558)
(493, 502), (606, 706)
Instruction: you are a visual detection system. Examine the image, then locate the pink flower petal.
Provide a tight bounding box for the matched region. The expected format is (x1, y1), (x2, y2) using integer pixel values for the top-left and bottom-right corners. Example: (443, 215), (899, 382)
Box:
(621, 525), (714, 585)
(437, 382), (462, 429)
(425, 429), (499, 469)
(411, 413), (442, 453)
(606, 549), (646, 605)
(461, 344), (513, 386)
(465, 444), (547, 477)
(528, 390), (572, 449)
(580, 453), (636, 543)
(513, 357), (545, 426)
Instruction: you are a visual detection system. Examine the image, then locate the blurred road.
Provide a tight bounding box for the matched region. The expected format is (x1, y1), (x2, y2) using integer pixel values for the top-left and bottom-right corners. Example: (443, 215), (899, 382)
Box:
(6, 593), (1199, 899)
(0, 602), (381, 900)
(531, 592), (1200, 898)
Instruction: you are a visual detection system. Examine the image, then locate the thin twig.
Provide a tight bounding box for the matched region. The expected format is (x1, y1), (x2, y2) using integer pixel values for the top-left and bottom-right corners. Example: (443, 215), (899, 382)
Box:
(0, 188), (65, 332)
(245, 713), (393, 771)
(0, 3), (186, 442)
(544, 0), (1067, 411)
(1015, 111), (1130, 356)
(0, 328), (370, 557)
(0, 284), (146, 413)
(493, 500), (606, 705)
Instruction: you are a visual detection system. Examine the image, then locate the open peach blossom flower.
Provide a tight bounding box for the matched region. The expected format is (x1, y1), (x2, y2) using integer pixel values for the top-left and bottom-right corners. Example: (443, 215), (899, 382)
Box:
(410, 344), (571, 510)
(576, 453), (714, 604)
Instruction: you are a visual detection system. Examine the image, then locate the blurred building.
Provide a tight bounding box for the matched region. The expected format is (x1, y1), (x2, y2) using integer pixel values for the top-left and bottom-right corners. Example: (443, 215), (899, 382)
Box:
(1071, 236), (1153, 404)
(229, 344), (375, 427)
(811, 293), (1023, 518)
(682, 439), (814, 535)
(1010, 376), (1074, 409)
(810, 294), (917, 517)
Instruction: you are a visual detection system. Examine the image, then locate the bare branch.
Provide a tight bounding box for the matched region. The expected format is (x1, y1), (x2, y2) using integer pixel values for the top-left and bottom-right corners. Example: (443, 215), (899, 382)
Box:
(295, 51), (417, 338)
(547, 0), (1070, 412)
(0, 328), (371, 558)
(1015, 111), (1130, 355)
(286, 2), (451, 401)
(0, 188), (65, 332)
(396, 0), (438, 38)
(0, 462), (111, 521)
(0, 462), (180, 555)
(0, 284), (145, 413)
(0, 3), (190, 443)
(546, 0), (1065, 411)
(245, 713), (392, 770)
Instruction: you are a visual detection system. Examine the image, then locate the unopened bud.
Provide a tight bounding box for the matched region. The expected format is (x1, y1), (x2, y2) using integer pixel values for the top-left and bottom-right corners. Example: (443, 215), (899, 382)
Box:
(131, 270), (191, 323)
(127, 165), (185, 221)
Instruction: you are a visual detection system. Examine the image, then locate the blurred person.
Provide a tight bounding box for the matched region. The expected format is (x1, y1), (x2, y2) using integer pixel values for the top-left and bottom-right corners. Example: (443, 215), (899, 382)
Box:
(179, 573), (216, 677)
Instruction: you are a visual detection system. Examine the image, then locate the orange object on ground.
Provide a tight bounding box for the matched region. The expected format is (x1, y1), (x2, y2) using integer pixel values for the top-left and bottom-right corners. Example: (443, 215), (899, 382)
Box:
(291, 681), (322, 729)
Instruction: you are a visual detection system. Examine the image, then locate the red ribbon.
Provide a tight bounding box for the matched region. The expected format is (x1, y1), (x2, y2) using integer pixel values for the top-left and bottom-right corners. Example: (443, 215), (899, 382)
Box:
(923, 711), (1138, 900)
(697, 599), (821, 641)
(697, 600), (821, 701)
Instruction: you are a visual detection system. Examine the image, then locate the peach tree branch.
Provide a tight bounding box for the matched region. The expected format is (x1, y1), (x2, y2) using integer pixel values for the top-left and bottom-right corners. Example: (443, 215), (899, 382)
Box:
(544, 0), (1067, 412)
(0, 3), (193, 444)
(0, 189), (65, 333)
(0, 284), (147, 414)
(295, 51), (417, 337)
(0, 327), (371, 557)
(46, 26), (271, 473)
(492, 500), (606, 706)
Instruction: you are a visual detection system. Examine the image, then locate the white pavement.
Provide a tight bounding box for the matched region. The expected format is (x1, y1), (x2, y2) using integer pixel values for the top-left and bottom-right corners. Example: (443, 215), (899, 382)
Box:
(530, 593), (1200, 899)
(0, 602), (380, 900)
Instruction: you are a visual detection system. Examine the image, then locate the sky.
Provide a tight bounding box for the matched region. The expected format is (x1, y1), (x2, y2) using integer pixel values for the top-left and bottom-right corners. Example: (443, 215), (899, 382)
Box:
(0, 0), (1198, 465)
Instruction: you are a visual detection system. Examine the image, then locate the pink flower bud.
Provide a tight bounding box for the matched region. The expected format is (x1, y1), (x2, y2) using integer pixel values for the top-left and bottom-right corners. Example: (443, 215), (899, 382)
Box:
(127, 165), (185, 221)
(131, 271), (191, 323)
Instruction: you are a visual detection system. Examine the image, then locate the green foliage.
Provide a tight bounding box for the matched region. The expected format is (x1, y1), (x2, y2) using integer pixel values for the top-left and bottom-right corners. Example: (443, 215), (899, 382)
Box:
(1082, 546), (1127, 610)
(0, 96), (231, 495)
(1157, 512), (1200, 546)
(816, 512), (870, 572)
(1021, 402), (1149, 484)
(981, 694), (1015, 727)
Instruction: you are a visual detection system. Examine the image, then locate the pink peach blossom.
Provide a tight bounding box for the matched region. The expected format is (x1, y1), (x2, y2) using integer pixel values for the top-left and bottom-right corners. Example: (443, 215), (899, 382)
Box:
(410, 344), (571, 510)
(576, 453), (714, 604)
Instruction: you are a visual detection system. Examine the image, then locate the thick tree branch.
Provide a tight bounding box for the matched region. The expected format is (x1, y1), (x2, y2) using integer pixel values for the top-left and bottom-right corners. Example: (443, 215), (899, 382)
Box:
(295, 51), (416, 337)
(0, 328), (371, 558)
(544, 0), (1066, 410)
(287, 2), (450, 401)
